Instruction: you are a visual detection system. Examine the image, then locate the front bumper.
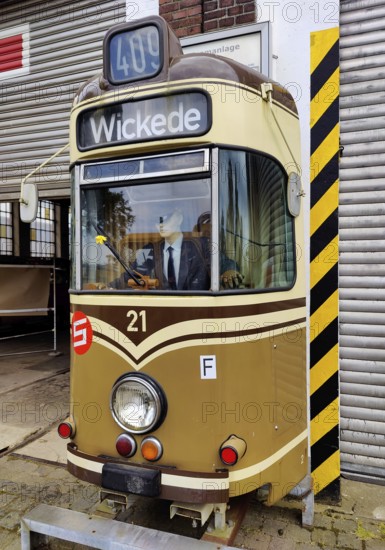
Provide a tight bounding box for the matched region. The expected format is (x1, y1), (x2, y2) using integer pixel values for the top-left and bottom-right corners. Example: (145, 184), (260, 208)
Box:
(102, 462), (161, 497)
(67, 444), (229, 503)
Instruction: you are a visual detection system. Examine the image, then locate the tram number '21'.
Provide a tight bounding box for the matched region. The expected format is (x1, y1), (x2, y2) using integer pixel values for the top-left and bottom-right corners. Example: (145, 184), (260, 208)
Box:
(127, 310), (147, 332)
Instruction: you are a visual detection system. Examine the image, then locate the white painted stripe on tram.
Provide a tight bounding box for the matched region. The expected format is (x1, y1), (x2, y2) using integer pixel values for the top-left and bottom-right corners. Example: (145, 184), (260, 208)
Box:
(72, 312), (306, 370)
(95, 323), (307, 370)
(71, 291), (305, 309)
(228, 429), (308, 482)
(67, 452), (229, 490)
(68, 453), (103, 473)
(67, 430), (307, 490)
(156, 474), (229, 490)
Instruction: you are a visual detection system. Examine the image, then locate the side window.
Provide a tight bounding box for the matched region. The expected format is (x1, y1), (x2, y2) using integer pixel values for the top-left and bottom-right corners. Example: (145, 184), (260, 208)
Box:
(219, 150), (295, 291)
(30, 200), (56, 258)
(0, 202), (13, 255)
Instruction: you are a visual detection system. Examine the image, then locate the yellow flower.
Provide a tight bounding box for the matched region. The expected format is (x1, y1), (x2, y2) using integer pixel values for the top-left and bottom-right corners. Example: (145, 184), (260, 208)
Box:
(95, 235), (107, 245)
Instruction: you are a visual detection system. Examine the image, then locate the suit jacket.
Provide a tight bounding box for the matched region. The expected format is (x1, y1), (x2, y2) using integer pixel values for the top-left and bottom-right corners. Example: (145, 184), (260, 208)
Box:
(111, 237), (210, 291)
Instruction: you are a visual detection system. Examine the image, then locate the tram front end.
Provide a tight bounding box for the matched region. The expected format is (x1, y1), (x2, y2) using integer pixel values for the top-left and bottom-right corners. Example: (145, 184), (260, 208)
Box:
(60, 15), (308, 520)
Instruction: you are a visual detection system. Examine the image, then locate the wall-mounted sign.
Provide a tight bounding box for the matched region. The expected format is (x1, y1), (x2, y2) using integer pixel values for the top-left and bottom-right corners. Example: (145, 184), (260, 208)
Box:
(77, 92), (211, 150)
(181, 22), (271, 77)
(0, 23), (30, 81)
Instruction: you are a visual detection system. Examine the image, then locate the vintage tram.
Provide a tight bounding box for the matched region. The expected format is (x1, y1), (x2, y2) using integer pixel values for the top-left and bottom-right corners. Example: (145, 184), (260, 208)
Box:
(58, 15), (308, 526)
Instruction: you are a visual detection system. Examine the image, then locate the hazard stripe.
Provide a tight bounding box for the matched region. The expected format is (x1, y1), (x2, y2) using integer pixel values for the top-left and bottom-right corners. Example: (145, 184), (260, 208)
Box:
(310, 264), (338, 310)
(312, 450), (340, 496)
(311, 182), (339, 235)
(311, 125), (339, 175)
(310, 344), (339, 395)
(310, 39), (339, 99)
(311, 425), (339, 471)
(310, 26), (340, 499)
(311, 153), (339, 206)
(310, 241), (338, 288)
(311, 290), (339, 337)
(310, 211), (338, 262)
(310, 397), (339, 446)
(310, 372), (339, 420)
(311, 68), (339, 128)
(311, 104), (339, 155)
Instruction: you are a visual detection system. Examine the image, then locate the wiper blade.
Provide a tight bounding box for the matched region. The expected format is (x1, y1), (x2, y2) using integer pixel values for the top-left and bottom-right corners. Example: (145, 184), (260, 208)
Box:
(94, 223), (144, 287)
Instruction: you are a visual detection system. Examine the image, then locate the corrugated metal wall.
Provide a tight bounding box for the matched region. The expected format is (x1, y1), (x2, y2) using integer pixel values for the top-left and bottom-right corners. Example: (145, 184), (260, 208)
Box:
(339, 0), (385, 481)
(0, 0), (126, 200)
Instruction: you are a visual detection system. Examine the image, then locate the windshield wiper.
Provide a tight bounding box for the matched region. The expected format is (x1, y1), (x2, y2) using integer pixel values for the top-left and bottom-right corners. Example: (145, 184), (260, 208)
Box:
(93, 223), (144, 287)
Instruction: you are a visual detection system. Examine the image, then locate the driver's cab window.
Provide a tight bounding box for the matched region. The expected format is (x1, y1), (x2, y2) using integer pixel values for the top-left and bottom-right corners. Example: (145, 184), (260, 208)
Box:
(80, 173), (211, 291)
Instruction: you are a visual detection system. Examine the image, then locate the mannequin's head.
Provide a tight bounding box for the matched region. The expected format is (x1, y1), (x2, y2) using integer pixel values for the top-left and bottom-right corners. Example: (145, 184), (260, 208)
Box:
(157, 209), (183, 243)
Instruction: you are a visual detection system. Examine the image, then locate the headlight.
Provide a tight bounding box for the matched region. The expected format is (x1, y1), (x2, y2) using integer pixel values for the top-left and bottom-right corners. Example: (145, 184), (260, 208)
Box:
(110, 373), (167, 434)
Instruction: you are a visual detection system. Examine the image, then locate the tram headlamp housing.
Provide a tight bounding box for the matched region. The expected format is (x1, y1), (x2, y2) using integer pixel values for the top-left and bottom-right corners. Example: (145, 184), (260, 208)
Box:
(110, 373), (167, 434)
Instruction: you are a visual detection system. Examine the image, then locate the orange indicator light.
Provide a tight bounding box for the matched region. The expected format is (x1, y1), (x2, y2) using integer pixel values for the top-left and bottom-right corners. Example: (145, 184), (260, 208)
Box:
(141, 437), (163, 461)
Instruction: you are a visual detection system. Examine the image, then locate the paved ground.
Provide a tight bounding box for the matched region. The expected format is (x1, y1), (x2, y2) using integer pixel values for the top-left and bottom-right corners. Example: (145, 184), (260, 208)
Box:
(1, 331), (385, 549)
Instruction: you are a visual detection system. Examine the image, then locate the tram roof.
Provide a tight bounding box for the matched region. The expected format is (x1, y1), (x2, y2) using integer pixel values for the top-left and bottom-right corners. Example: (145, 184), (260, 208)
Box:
(171, 54), (297, 115)
(74, 16), (297, 116)
(76, 53), (297, 116)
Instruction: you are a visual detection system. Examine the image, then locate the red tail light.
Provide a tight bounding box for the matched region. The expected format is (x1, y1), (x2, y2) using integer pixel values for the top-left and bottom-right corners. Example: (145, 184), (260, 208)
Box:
(220, 446), (238, 466)
(58, 421), (74, 439)
(219, 435), (247, 466)
(116, 433), (137, 457)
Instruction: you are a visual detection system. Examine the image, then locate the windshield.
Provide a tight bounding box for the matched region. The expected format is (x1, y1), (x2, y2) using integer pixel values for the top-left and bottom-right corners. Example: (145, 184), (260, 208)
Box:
(80, 177), (211, 291)
(73, 148), (295, 293)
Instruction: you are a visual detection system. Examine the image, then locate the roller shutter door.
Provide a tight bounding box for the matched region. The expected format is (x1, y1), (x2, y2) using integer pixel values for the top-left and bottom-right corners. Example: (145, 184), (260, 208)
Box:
(0, 0), (125, 200)
(339, 0), (385, 481)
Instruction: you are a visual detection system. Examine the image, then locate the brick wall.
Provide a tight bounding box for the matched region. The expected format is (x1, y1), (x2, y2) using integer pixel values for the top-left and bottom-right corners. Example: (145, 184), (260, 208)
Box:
(160, 0), (256, 38)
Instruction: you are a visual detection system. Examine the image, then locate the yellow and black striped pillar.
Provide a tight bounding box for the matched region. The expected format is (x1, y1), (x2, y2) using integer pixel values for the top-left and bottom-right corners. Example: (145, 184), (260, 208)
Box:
(310, 27), (340, 500)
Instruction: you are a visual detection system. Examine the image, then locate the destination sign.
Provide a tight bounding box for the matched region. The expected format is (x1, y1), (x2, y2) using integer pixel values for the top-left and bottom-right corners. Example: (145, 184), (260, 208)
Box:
(77, 92), (211, 150)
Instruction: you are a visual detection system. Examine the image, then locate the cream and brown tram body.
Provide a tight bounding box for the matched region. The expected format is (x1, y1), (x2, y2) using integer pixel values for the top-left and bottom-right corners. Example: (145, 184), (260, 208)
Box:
(62, 16), (308, 510)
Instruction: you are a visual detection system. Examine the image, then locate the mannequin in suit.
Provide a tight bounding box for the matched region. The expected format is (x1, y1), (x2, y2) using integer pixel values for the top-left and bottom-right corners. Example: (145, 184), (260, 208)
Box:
(110, 209), (210, 290)
(141, 209), (210, 290)
(110, 209), (243, 291)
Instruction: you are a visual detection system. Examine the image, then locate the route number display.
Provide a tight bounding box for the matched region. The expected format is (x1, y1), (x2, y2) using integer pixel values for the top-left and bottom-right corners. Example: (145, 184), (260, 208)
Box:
(108, 24), (162, 84)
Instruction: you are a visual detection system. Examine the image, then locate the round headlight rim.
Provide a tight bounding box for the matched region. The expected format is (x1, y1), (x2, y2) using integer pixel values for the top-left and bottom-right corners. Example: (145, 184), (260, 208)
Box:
(110, 372), (167, 435)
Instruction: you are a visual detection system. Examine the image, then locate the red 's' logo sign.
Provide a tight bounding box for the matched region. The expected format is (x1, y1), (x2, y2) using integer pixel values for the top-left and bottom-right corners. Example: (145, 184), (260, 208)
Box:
(72, 311), (93, 355)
